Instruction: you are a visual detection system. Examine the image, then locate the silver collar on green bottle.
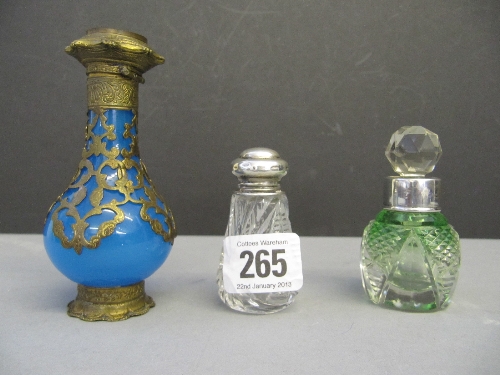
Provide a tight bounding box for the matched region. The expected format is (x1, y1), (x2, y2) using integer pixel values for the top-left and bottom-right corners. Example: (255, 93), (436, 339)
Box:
(384, 177), (441, 212)
(383, 126), (443, 212)
(232, 148), (288, 193)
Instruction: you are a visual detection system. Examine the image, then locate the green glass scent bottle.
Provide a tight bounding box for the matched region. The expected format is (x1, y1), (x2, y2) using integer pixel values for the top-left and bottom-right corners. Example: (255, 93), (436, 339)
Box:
(361, 126), (460, 312)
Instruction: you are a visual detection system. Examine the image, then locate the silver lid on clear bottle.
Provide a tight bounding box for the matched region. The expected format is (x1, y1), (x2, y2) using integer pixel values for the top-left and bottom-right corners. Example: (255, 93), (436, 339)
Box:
(232, 148), (288, 192)
(383, 126), (442, 212)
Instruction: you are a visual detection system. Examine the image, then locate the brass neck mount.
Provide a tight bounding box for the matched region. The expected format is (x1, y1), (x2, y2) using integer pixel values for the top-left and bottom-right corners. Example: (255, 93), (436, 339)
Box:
(65, 28), (165, 109)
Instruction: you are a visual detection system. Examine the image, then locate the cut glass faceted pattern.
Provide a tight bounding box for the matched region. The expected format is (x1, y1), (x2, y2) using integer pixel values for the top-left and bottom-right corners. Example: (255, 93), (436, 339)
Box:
(361, 210), (460, 311)
(386, 126), (442, 176)
(217, 192), (297, 314)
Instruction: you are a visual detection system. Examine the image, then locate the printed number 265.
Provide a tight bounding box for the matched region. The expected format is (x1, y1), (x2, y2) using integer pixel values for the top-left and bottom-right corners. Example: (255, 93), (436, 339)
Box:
(240, 249), (287, 278)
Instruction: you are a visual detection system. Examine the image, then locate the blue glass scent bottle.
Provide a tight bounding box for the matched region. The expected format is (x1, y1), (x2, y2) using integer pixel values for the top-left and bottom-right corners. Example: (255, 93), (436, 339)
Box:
(43, 29), (176, 321)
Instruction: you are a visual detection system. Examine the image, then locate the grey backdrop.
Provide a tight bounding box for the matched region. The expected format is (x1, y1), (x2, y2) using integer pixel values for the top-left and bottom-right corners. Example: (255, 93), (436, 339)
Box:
(1, 1), (499, 238)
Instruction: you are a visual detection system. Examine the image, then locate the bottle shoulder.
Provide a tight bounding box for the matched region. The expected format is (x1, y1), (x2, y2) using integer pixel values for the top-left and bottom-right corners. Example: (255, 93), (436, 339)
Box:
(226, 191), (291, 236)
(232, 190), (287, 198)
(372, 209), (452, 227)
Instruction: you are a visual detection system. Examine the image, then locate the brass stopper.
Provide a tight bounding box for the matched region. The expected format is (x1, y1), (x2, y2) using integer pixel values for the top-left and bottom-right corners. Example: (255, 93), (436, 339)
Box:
(65, 28), (165, 109)
(65, 28), (165, 78)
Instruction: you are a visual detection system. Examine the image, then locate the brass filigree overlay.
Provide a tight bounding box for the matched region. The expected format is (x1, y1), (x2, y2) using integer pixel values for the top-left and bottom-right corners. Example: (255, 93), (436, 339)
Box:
(48, 29), (174, 255)
(67, 281), (155, 321)
(45, 28), (171, 322)
(50, 107), (176, 254)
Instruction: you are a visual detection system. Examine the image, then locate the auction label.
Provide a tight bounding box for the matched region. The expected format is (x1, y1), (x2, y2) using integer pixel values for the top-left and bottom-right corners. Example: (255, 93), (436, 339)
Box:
(223, 233), (303, 294)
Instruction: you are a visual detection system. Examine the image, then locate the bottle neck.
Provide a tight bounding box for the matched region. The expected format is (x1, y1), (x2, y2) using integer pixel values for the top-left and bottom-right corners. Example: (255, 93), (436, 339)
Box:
(86, 67), (140, 111)
(237, 180), (281, 194)
(84, 109), (140, 161)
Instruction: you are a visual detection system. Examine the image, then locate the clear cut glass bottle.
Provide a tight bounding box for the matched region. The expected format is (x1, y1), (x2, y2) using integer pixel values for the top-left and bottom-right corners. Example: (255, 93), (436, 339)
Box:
(361, 126), (460, 312)
(217, 148), (297, 314)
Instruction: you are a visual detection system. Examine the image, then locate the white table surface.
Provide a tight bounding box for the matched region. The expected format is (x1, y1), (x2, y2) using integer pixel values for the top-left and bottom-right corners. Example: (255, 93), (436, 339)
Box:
(1, 235), (499, 375)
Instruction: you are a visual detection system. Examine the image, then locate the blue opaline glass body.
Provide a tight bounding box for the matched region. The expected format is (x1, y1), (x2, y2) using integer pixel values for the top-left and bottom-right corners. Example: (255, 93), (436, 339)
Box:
(44, 109), (174, 288)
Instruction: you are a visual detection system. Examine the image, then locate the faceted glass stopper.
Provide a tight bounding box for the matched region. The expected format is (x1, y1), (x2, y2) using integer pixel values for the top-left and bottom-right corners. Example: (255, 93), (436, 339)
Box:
(385, 126), (442, 176)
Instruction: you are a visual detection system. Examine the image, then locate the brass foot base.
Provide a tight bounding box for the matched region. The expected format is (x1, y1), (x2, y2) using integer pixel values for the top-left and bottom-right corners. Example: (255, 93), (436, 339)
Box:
(67, 281), (155, 322)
